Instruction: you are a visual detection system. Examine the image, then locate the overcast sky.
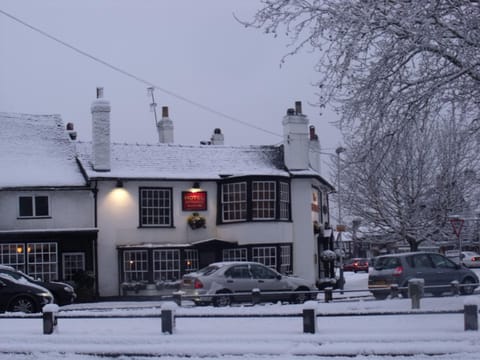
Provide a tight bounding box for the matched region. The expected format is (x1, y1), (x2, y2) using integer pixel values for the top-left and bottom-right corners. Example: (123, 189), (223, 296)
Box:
(0, 1), (341, 157)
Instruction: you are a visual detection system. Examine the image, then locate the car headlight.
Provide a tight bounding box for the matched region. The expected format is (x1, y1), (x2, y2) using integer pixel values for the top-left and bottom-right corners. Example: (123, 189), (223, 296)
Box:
(40, 292), (54, 304)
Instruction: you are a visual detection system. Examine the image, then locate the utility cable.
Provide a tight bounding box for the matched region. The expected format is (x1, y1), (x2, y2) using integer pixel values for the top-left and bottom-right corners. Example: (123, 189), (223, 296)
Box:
(0, 8), (282, 138)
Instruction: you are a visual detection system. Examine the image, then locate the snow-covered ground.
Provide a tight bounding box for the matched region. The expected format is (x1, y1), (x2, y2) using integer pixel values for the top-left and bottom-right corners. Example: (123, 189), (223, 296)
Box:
(2, 272), (480, 359)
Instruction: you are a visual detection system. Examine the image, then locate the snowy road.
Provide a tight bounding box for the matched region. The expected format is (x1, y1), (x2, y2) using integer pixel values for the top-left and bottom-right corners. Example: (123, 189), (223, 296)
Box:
(2, 272), (480, 359)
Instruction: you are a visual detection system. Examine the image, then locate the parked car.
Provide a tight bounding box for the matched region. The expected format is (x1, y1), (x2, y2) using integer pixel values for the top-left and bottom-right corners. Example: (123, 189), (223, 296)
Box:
(445, 251), (480, 268)
(0, 265), (76, 306)
(0, 273), (54, 313)
(368, 252), (479, 299)
(180, 261), (317, 306)
(343, 258), (369, 273)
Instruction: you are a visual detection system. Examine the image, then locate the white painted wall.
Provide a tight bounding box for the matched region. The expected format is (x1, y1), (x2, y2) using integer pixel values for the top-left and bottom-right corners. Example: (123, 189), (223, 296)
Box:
(0, 190), (94, 230)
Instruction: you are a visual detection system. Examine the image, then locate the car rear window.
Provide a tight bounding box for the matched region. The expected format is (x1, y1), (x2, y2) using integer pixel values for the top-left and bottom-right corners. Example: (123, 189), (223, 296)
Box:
(374, 256), (401, 270)
(196, 265), (220, 276)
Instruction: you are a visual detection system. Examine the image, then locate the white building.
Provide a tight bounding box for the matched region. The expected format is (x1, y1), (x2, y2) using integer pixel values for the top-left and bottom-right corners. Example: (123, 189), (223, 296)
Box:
(75, 89), (335, 297)
(0, 89), (335, 299)
(0, 113), (97, 298)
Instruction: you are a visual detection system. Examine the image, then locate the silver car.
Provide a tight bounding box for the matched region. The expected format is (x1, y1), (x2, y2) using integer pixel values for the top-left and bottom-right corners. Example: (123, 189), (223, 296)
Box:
(180, 261), (317, 306)
(368, 252), (479, 299)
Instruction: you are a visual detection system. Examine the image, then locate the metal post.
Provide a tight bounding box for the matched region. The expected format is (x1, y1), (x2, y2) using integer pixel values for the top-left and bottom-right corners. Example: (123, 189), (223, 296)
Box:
(335, 146), (346, 290)
(161, 309), (175, 334)
(408, 278), (424, 309)
(324, 287), (333, 303)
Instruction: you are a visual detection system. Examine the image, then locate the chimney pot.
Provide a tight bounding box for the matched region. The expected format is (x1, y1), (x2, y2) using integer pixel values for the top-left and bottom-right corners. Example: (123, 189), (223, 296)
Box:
(96, 87), (104, 99)
(162, 106), (169, 118)
(287, 108), (295, 115)
(214, 128), (221, 134)
(309, 125), (316, 140)
(66, 122), (74, 131)
(295, 101), (302, 115)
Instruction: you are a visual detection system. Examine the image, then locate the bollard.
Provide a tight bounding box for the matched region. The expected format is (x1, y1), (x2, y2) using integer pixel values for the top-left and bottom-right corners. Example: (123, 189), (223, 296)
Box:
(161, 302), (177, 334)
(408, 278), (424, 310)
(42, 304), (59, 335)
(324, 287), (333, 303)
(464, 304), (478, 331)
(173, 292), (182, 306)
(451, 281), (460, 296)
(390, 284), (399, 298)
(251, 288), (261, 305)
(302, 304), (317, 334)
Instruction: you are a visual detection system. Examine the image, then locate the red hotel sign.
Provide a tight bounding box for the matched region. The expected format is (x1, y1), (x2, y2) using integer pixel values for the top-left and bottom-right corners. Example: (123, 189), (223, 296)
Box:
(182, 191), (207, 211)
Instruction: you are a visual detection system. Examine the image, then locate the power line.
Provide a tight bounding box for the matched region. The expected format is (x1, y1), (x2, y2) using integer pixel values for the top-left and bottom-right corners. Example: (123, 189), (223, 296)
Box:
(0, 8), (282, 138)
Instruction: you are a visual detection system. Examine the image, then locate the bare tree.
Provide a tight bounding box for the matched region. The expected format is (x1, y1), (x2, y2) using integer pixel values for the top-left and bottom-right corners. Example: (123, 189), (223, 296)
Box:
(244, 0), (480, 142)
(245, 1), (480, 251)
(341, 104), (480, 251)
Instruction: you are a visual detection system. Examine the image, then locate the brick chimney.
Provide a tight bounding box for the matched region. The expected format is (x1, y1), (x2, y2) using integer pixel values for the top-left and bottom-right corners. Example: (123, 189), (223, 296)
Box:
(282, 101), (309, 170)
(157, 106), (174, 143)
(91, 87), (111, 171)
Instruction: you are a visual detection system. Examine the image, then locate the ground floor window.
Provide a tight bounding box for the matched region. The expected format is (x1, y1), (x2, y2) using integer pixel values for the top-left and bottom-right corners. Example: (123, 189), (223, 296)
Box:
(0, 243), (26, 272)
(252, 246), (277, 269)
(62, 252), (86, 281)
(280, 245), (292, 274)
(123, 250), (148, 282)
(153, 249), (180, 281)
(222, 248), (248, 261)
(27, 242), (58, 281)
(184, 249), (199, 273)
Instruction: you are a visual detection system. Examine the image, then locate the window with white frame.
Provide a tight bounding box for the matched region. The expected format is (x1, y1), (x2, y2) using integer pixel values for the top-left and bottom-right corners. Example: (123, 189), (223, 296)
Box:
(123, 250), (148, 282)
(280, 245), (292, 274)
(62, 253), (85, 281)
(153, 249), (180, 281)
(18, 195), (49, 218)
(0, 243), (26, 272)
(279, 182), (290, 220)
(27, 242), (58, 281)
(252, 181), (276, 220)
(252, 246), (276, 268)
(139, 188), (172, 227)
(221, 182), (247, 222)
(184, 249), (199, 273)
(222, 248), (248, 262)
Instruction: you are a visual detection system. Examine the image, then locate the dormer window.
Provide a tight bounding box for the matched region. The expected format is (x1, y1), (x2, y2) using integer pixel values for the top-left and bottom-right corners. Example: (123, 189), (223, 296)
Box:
(18, 195), (49, 218)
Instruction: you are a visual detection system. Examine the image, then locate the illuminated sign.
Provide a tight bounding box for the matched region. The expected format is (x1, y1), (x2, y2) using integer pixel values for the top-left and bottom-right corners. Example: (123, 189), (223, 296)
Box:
(182, 191), (207, 211)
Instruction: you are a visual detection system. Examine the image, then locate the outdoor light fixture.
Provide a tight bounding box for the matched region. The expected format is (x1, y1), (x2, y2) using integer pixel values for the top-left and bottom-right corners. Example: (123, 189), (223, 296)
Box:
(116, 180), (124, 188)
(192, 182), (200, 189)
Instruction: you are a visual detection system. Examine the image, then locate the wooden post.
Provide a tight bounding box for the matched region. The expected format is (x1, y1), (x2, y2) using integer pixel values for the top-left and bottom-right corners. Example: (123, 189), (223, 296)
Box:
(324, 288), (333, 303)
(42, 304), (59, 335)
(464, 304), (478, 331)
(408, 278), (424, 310)
(303, 308), (317, 334)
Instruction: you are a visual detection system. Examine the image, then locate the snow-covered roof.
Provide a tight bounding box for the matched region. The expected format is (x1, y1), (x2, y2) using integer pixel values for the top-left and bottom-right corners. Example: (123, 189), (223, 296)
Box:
(0, 112), (86, 188)
(75, 142), (289, 180)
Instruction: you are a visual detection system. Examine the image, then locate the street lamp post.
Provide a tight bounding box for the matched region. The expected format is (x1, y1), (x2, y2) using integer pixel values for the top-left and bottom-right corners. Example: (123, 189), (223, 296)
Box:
(335, 146), (346, 290)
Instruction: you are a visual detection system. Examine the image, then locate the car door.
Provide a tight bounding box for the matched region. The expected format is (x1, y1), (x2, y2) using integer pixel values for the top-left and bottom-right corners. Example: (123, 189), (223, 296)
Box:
(410, 254), (437, 287)
(249, 264), (289, 302)
(428, 253), (462, 289)
(223, 264), (254, 301)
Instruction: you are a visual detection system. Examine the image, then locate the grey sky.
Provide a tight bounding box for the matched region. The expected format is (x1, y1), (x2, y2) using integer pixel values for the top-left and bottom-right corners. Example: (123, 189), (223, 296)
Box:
(0, 1), (341, 156)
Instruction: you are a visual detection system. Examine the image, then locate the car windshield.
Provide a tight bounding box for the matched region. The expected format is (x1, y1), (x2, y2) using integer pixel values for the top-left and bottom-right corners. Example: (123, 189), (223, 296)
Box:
(374, 256), (401, 270)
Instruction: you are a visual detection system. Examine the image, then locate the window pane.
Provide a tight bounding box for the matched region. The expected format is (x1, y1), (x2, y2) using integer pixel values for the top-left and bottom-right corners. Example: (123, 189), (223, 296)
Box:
(252, 181), (276, 220)
(19, 197), (33, 217)
(221, 182), (247, 222)
(35, 196), (49, 216)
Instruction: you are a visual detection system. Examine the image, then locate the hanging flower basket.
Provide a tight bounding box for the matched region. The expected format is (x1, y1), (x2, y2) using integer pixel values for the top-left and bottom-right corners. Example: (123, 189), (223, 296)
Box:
(187, 212), (206, 229)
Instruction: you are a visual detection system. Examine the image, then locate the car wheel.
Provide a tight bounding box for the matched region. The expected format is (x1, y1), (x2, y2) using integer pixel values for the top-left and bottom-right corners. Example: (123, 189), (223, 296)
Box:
(291, 288), (310, 304)
(372, 291), (388, 300)
(213, 291), (232, 307)
(9, 297), (36, 313)
(460, 277), (477, 295)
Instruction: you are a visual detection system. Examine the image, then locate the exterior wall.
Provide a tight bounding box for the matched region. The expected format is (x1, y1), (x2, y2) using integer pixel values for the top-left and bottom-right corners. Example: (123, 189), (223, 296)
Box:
(95, 179), (301, 296)
(0, 189), (94, 230)
(290, 178), (319, 284)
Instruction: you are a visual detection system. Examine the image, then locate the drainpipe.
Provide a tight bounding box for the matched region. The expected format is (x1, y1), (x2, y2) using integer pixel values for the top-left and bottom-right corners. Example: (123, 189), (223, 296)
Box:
(92, 180), (99, 298)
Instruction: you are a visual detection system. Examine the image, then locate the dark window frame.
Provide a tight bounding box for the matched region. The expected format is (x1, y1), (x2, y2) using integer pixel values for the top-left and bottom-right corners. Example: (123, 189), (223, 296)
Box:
(218, 177), (291, 224)
(18, 195), (50, 218)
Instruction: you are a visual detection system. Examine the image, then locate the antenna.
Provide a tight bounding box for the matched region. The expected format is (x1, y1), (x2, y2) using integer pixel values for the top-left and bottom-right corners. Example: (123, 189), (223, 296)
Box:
(147, 87), (158, 126)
